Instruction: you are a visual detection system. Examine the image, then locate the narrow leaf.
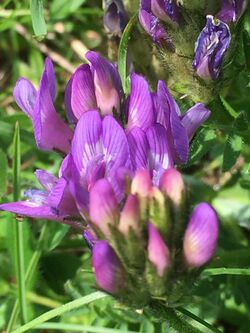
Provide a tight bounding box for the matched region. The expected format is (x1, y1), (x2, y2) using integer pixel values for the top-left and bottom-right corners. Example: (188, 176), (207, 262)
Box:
(118, 13), (138, 94)
(30, 0), (47, 39)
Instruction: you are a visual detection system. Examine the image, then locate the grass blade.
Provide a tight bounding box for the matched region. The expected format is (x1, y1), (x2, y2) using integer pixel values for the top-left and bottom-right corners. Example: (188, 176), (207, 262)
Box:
(12, 291), (108, 333)
(36, 323), (139, 332)
(118, 13), (138, 94)
(202, 268), (250, 277)
(12, 122), (28, 325)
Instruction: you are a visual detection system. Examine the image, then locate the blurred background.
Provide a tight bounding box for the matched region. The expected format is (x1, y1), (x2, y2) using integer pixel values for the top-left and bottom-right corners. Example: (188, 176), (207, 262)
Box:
(0, 0), (250, 332)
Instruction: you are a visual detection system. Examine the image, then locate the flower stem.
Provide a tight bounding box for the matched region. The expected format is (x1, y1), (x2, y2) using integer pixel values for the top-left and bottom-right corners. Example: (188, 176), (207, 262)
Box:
(12, 122), (28, 325)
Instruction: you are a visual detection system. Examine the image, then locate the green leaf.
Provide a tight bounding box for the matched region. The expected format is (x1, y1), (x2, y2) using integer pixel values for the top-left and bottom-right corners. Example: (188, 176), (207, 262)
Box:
(219, 95), (238, 119)
(50, 0), (87, 19)
(0, 149), (7, 198)
(45, 224), (70, 252)
(202, 268), (250, 277)
(187, 128), (216, 166)
(118, 13), (138, 94)
(30, 0), (47, 39)
(222, 133), (243, 172)
(12, 292), (108, 333)
(242, 30), (250, 72)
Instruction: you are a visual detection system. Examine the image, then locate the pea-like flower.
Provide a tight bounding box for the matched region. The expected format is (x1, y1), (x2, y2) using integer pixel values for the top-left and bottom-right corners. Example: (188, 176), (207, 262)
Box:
(103, 0), (128, 36)
(193, 15), (231, 80)
(217, 0), (248, 23)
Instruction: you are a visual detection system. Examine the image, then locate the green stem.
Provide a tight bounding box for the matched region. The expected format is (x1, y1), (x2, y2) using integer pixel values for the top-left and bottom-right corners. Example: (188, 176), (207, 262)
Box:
(177, 307), (222, 333)
(13, 122), (28, 325)
(12, 292), (108, 333)
(118, 13), (138, 94)
(6, 223), (49, 333)
(202, 268), (250, 277)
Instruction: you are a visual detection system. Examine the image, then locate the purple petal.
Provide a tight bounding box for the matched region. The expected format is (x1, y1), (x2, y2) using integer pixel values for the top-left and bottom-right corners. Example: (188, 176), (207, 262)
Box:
(92, 240), (125, 294)
(139, 9), (175, 48)
(69, 64), (97, 120)
(157, 81), (189, 164)
(119, 195), (140, 235)
(89, 178), (118, 237)
(146, 124), (174, 184)
(127, 127), (150, 171)
(44, 57), (56, 100)
(151, 0), (181, 23)
(64, 77), (79, 124)
(127, 73), (154, 131)
(35, 169), (58, 192)
(0, 202), (62, 221)
(13, 78), (37, 118)
(71, 110), (103, 176)
(47, 177), (79, 217)
(86, 51), (123, 115)
(148, 223), (170, 276)
(217, 0), (247, 23)
(193, 15), (231, 80)
(181, 103), (211, 140)
(33, 65), (73, 153)
(183, 202), (219, 268)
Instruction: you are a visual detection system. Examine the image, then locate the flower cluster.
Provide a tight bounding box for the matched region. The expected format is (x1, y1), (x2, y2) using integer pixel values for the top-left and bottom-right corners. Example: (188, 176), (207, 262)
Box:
(87, 168), (219, 304)
(0, 51), (216, 304)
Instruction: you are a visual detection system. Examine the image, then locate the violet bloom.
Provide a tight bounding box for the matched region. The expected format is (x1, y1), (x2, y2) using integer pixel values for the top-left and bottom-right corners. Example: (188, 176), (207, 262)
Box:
(0, 170), (82, 230)
(193, 15), (231, 80)
(151, 0), (181, 23)
(103, 0), (128, 36)
(217, 0), (247, 23)
(14, 59), (73, 153)
(65, 51), (123, 119)
(183, 203), (219, 268)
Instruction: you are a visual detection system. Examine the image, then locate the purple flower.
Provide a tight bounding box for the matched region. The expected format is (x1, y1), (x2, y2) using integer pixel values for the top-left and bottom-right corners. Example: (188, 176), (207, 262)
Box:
(193, 15), (231, 80)
(65, 51), (123, 120)
(217, 0), (247, 23)
(103, 0), (128, 36)
(0, 170), (82, 230)
(92, 240), (125, 294)
(183, 203), (219, 268)
(14, 59), (73, 153)
(147, 223), (170, 276)
(151, 0), (181, 23)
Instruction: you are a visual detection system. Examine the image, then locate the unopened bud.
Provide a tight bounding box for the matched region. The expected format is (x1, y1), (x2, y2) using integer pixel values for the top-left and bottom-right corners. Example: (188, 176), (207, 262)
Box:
(131, 169), (153, 198)
(119, 195), (140, 236)
(159, 168), (185, 205)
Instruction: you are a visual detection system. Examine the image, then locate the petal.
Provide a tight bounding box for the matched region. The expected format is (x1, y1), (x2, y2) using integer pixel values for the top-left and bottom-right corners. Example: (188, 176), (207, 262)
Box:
(157, 81), (189, 164)
(47, 177), (79, 217)
(64, 77), (78, 123)
(33, 66), (73, 153)
(89, 178), (119, 237)
(70, 64), (97, 120)
(44, 57), (56, 100)
(151, 0), (180, 23)
(103, 0), (128, 35)
(35, 169), (58, 192)
(127, 127), (150, 171)
(181, 103), (211, 140)
(71, 110), (103, 176)
(0, 202), (62, 221)
(119, 195), (140, 236)
(183, 203), (219, 268)
(146, 124), (174, 184)
(148, 223), (170, 276)
(92, 240), (125, 294)
(13, 78), (37, 118)
(86, 51), (123, 115)
(127, 73), (154, 131)
(159, 168), (185, 205)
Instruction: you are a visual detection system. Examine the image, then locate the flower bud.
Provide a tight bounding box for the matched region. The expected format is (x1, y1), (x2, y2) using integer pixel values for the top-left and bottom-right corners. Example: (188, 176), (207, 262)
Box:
(92, 240), (125, 294)
(159, 168), (185, 205)
(89, 179), (119, 237)
(192, 15), (231, 80)
(183, 202), (219, 268)
(147, 223), (170, 276)
(119, 195), (140, 236)
(103, 0), (128, 36)
(131, 169), (153, 198)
